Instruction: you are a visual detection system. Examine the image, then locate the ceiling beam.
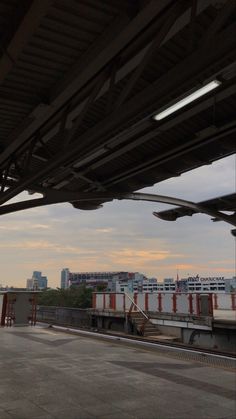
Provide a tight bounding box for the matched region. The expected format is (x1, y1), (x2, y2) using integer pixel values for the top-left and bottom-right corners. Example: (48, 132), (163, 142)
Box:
(46, 82), (236, 190)
(188, 0), (198, 51)
(0, 22), (235, 206)
(0, 0), (53, 85)
(0, 0), (33, 51)
(203, 0), (236, 43)
(37, 0), (214, 147)
(113, 1), (184, 110)
(0, 0), (174, 168)
(77, 83), (236, 176)
(103, 122), (236, 188)
(0, 0), (217, 171)
(59, 24), (236, 177)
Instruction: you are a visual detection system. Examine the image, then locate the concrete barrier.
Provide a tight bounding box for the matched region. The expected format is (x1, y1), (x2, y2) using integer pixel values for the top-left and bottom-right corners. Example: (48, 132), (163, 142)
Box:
(213, 293), (236, 310)
(0, 291), (37, 326)
(37, 306), (91, 327)
(92, 292), (214, 316)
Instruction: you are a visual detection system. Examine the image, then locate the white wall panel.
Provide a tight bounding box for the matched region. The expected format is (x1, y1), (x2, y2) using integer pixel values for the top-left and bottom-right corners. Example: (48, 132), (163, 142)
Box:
(96, 294), (104, 309)
(148, 294), (158, 311)
(104, 294), (110, 309)
(136, 293), (145, 311)
(215, 293), (235, 310)
(176, 294), (189, 314)
(116, 294), (124, 311)
(162, 293), (173, 312)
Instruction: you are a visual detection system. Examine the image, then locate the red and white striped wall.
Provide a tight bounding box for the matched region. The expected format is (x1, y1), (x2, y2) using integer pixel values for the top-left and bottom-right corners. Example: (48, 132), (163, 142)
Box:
(92, 292), (216, 316)
(213, 293), (236, 310)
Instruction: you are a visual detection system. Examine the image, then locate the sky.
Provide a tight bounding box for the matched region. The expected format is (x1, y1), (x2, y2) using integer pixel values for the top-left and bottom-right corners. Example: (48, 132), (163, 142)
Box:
(0, 154), (235, 288)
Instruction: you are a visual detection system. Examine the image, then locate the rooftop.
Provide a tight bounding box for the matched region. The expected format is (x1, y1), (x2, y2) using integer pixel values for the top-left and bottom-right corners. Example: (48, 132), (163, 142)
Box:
(0, 324), (235, 419)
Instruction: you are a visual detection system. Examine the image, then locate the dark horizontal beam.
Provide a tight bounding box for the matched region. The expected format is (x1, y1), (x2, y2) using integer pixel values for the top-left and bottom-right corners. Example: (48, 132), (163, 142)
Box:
(153, 193), (236, 222)
(0, 191), (236, 227)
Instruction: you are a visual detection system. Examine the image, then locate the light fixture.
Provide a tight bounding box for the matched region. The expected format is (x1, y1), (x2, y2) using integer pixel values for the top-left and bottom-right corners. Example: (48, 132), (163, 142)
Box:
(153, 80), (221, 121)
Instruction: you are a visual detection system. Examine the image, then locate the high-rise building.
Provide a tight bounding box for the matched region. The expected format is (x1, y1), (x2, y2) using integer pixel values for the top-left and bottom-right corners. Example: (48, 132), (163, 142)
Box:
(32, 271), (42, 281)
(38, 276), (48, 289)
(61, 268), (70, 289)
(26, 271), (48, 290)
(26, 278), (33, 289)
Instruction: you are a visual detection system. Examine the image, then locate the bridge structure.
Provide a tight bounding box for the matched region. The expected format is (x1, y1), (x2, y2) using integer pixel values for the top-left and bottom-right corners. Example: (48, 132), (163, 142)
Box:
(0, 0), (235, 228)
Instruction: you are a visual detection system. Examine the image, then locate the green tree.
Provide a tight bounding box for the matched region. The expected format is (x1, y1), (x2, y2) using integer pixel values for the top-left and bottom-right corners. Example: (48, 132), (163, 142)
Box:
(37, 286), (93, 308)
(96, 284), (107, 292)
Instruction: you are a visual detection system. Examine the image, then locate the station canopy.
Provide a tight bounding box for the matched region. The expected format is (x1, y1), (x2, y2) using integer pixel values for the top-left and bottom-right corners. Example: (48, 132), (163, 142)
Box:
(0, 0), (235, 219)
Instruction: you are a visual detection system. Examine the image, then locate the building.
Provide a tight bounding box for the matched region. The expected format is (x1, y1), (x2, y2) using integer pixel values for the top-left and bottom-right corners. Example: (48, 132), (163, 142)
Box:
(107, 272), (145, 292)
(224, 277), (236, 293)
(38, 276), (48, 289)
(26, 278), (33, 290)
(65, 270), (148, 290)
(107, 272), (133, 292)
(60, 269), (236, 293)
(156, 278), (176, 293)
(61, 268), (70, 289)
(69, 271), (124, 289)
(108, 275), (236, 294)
(109, 273), (166, 293)
(32, 271), (41, 281)
(176, 276), (234, 293)
(26, 271), (48, 290)
(109, 274), (181, 293)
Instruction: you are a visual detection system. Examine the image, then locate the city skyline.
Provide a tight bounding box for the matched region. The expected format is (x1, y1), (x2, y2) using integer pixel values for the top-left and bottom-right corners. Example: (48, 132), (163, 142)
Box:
(0, 154), (235, 288)
(2, 269), (234, 290)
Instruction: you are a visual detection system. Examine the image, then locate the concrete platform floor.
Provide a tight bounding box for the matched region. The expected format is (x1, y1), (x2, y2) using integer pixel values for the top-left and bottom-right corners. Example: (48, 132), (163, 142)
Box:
(0, 325), (235, 419)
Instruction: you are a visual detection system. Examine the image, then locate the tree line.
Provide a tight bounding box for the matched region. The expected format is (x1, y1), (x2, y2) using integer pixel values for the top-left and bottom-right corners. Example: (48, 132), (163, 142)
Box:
(37, 284), (106, 308)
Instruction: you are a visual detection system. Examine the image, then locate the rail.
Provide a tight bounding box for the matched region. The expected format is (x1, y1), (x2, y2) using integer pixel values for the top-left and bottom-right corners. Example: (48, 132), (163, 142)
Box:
(125, 292), (149, 320)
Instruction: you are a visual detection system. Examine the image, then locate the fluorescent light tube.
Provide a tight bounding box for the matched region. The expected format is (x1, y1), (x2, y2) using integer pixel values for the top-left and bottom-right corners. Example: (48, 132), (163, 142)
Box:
(154, 80), (221, 121)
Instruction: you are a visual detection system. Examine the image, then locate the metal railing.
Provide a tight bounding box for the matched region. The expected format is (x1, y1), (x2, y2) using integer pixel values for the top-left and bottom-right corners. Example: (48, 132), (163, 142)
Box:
(37, 306), (91, 328)
(125, 292), (149, 320)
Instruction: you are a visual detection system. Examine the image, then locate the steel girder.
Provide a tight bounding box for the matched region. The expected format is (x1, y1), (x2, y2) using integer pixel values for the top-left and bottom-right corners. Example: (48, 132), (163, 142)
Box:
(1, 24), (236, 198)
(0, 0), (235, 218)
(0, 191), (236, 228)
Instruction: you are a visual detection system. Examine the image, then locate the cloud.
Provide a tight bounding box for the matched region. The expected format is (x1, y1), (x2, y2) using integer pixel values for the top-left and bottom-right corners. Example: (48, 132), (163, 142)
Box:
(0, 223), (51, 231)
(210, 267), (235, 273)
(0, 240), (95, 255)
(0, 155), (235, 287)
(175, 263), (195, 271)
(94, 228), (114, 234)
(209, 259), (235, 265)
(31, 224), (51, 229)
(100, 248), (187, 271)
(109, 248), (178, 262)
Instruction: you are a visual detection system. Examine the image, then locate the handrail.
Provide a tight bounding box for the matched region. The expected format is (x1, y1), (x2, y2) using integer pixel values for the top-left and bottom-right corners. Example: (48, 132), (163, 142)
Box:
(124, 292), (149, 320)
